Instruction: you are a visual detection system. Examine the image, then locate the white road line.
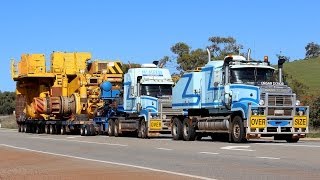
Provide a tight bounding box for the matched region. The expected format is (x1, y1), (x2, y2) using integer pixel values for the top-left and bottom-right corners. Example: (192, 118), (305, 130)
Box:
(255, 143), (320, 148)
(66, 136), (83, 139)
(0, 128), (17, 131)
(256, 156), (280, 160)
(156, 147), (173, 151)
(0, 144), (216, 180)
(29, 137), (128, 147)
(220, 146), (255, 151)
(199, 152), (220, 155)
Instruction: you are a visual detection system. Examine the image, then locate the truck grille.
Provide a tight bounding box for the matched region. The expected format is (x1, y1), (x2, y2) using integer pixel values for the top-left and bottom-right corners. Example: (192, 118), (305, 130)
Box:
(261, 94), (293, 106)
(261, 94), (294, 116)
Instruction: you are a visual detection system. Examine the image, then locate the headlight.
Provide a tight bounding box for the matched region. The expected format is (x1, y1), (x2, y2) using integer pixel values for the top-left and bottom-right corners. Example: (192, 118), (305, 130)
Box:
(259, 100), (264, 106)
(296, 100), (301, 106)
(252, 109), (258, 115)
(298, 111), (304, 116)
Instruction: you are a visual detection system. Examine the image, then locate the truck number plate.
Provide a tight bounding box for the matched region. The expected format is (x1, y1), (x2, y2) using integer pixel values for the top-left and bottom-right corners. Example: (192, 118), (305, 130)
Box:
(250, 116), (266, 129)
(150, 120), (162, 130)
(293, 116), (307, 128)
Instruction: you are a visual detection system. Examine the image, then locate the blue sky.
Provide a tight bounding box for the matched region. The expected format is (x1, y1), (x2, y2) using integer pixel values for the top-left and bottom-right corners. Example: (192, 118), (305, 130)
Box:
(0, 0), (319, 91)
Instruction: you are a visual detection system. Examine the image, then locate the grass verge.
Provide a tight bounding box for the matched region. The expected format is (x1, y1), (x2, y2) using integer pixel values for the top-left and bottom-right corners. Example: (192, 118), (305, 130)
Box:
(0, 115), (17, 129)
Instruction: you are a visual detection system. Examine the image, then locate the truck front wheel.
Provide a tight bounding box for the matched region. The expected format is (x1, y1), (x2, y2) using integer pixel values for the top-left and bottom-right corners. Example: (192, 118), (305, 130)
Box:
(286, 135), (299, 143)
(139, 120), (148, 139)
(231, 116), (247, 143)
(172, 118), (183, 140)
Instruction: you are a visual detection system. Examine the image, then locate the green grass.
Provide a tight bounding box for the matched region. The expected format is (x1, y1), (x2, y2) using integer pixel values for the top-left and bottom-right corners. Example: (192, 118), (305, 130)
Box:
(306, 128), (320, 138)
(283, 57), (320, 95)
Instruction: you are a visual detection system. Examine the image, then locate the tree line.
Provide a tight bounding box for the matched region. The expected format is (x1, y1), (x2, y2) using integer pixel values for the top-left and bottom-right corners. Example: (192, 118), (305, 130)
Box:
(0, 91), (15, 115)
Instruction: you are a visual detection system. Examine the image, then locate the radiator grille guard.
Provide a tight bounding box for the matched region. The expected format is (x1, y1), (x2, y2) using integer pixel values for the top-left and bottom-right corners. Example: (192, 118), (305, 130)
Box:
(246, 92), (309, 136)
(147, 96), (184, 132)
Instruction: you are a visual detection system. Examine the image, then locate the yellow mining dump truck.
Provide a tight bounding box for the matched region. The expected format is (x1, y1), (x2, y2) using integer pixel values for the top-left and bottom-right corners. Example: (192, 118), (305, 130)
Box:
(11, 52), (123, 135)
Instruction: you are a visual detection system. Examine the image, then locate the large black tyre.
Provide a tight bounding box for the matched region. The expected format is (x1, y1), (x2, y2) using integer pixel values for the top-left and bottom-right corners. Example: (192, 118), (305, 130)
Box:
(22, 124), (26, 132)
(18, 124), (22, 132)
(60, 125), (67, 135)
(45, 125), (50, 134)
(108, 119), (115, 136)
(139, 120), (148, 139)
(89, 124), (96, 136)
(49, 124), (56, 134)
(84, 125), (90, 136)
(25, 124), (30, 133)
(114, 119), (120, 137)
(35, 125), (41, 134)
(171, 118), (183, 140)
(80, 126), (85, 136)
(231, 116), (247, 143)
(182, 118), (196, 141)
(286, 135), (300, 143)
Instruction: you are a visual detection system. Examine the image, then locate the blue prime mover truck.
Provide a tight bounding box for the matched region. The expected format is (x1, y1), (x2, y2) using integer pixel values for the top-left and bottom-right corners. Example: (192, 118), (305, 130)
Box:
(171, 50), (309, 143)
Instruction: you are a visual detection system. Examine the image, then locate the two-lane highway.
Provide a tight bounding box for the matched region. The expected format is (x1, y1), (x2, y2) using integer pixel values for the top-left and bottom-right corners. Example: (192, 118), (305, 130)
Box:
(1, 128), (320, 180)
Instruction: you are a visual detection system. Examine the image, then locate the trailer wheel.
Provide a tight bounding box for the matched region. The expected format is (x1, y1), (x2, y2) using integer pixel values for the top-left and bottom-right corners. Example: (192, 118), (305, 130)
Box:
(172, 118), (183, 140)
(60, 125), (66, 135)
(80, 126), (85, 136)
(35, 125), (41, 134)
(25, 124), (30, 133)
(84, 125), (90, 136)
(183, 118), (196, 141)
(49, 124), (55, 134)
(45, 125), (50, 134)
(139, 120), (148, 139)
(231, 116), (247, 143)
(89, 124), (96, 136)
(22, 124), (26, 132)
(108, 119), (115, 136)
(285, 135), (300, 143)
(114, 119), (120, 137)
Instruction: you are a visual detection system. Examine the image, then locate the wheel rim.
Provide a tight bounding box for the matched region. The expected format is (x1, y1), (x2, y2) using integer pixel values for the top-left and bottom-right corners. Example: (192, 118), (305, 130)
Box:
(80, 127), (84, 135)
(115, 124), (118, 134)
(50, 125), (53, 134)
(141, 122), (145, 136)
(61, 126), (64, 134)
(233, 124), (240, 139)
(84, 127), (88, 135)
(183, 123), (189, 136)
(173, 122), (177, 136)
(108, 123), (111, 133)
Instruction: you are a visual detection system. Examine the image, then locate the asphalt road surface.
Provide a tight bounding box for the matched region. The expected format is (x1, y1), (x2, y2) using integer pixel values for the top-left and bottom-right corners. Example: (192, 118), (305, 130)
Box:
(1, 128), (320, 180)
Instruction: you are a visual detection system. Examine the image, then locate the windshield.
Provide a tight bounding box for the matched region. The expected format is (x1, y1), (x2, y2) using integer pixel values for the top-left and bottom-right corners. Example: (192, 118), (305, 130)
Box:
(141, 84), (172, 97)
(230, 67), (275, 84)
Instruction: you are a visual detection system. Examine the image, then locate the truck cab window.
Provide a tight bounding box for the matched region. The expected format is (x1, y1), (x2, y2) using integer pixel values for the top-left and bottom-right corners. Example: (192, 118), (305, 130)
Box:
(140, 84), (172, 97)
(230, 68), (274, 84)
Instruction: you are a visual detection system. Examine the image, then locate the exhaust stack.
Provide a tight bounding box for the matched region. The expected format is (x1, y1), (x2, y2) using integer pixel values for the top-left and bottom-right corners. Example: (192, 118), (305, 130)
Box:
(247, 48), (251, 61)
(278, 57), (286, 83)
(206, 48), (211, 62)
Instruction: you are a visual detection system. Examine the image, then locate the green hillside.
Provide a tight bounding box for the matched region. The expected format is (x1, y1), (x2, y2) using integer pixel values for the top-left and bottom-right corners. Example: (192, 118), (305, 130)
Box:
(282, 57), (320, 96)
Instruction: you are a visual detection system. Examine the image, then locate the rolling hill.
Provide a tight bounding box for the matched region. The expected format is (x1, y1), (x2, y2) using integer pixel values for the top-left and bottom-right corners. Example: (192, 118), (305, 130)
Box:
(282, 57), (320, 96)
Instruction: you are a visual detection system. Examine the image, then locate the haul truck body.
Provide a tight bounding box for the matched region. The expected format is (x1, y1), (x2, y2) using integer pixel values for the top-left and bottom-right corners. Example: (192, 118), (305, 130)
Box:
(11, 52), (123, 135)
(171, 50), (309, 143)
(93, 63), (184, 138)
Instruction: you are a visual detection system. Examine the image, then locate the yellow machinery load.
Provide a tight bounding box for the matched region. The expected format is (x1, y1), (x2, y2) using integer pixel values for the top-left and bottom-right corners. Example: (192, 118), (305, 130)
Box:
(11, 52), (123, 135)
